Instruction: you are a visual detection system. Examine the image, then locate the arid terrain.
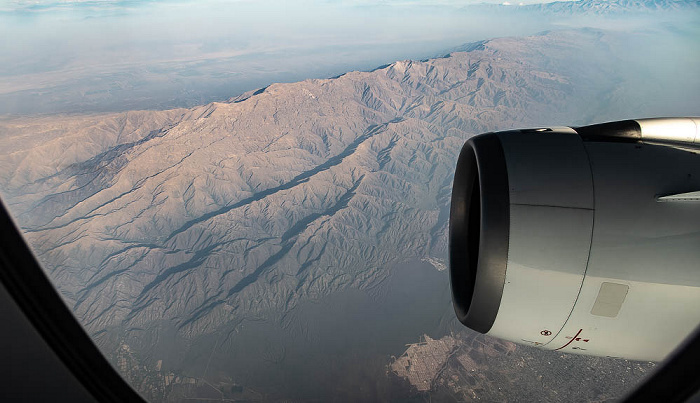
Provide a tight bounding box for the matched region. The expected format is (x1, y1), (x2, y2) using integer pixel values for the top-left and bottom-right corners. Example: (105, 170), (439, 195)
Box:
(0, 1), (696, 397)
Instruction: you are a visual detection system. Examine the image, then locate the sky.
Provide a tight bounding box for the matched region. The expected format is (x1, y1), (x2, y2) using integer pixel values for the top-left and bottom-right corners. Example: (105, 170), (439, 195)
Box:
(0, 0), (566, 114)
(0, 0), (696, 115)
(0, 0), (576, 12)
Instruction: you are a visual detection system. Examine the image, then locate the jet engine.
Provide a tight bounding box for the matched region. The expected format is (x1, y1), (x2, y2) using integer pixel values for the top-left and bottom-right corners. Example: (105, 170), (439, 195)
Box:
(449, 118), (700, 361)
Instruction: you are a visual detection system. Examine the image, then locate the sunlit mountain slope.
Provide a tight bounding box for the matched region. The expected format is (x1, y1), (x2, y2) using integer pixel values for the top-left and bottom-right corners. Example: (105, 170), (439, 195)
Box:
(0, 30), (623, 339)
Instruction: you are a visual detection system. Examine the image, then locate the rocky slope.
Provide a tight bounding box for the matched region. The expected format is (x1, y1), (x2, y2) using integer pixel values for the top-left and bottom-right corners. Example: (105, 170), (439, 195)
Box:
(479, 0), (700, 14)
(542, 0), (699, 13)
(0, 29), (624, 340)
(391, 331), (654, 402)
(0, 27), (680, 400)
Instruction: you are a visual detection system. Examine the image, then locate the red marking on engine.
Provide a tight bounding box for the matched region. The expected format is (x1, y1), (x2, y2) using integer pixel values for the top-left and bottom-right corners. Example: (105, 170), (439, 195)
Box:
(555, 329), (583, 351)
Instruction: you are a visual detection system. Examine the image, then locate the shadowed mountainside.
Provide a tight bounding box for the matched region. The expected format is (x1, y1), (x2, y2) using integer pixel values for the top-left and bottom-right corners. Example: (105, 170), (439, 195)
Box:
(0, 30), (626, 340)
(0, 27), (682, 400)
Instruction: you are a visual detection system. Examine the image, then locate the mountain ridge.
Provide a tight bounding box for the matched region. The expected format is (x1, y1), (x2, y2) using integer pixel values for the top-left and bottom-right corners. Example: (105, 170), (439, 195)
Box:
(0, 24), (691, 399)
(0, 30), (691, 399)
(484, 0), (700, 13)
(0, 30), (630, 342)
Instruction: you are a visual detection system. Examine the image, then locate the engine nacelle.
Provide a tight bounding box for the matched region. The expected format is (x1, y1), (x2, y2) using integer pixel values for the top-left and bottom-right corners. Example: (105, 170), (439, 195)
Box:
(449, 118), (700, 361)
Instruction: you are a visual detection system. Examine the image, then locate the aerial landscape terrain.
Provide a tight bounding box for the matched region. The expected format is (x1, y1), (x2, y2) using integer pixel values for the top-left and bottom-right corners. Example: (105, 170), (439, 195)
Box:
(0, 0), (697, 401)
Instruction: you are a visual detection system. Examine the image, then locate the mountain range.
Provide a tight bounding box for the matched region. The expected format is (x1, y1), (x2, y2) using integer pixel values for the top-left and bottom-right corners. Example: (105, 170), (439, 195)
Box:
(1, 28), (622, 337)
(0, 24), (689, 400)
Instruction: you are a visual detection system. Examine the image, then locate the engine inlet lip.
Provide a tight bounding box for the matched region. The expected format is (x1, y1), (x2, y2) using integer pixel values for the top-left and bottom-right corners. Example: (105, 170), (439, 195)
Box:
(449, 132), (510, 334)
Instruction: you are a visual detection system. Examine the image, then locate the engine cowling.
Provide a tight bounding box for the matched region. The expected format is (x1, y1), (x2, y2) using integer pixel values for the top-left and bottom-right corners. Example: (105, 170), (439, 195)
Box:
(449, 118), (700, 361)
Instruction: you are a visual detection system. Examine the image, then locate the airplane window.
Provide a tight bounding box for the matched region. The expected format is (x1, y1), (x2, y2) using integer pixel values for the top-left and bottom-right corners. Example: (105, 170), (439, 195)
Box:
(0, 1), (698, 401)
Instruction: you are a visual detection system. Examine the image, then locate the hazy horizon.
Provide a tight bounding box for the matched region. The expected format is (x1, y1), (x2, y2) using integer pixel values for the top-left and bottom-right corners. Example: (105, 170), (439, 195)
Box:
(3, 0), (696, 116)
